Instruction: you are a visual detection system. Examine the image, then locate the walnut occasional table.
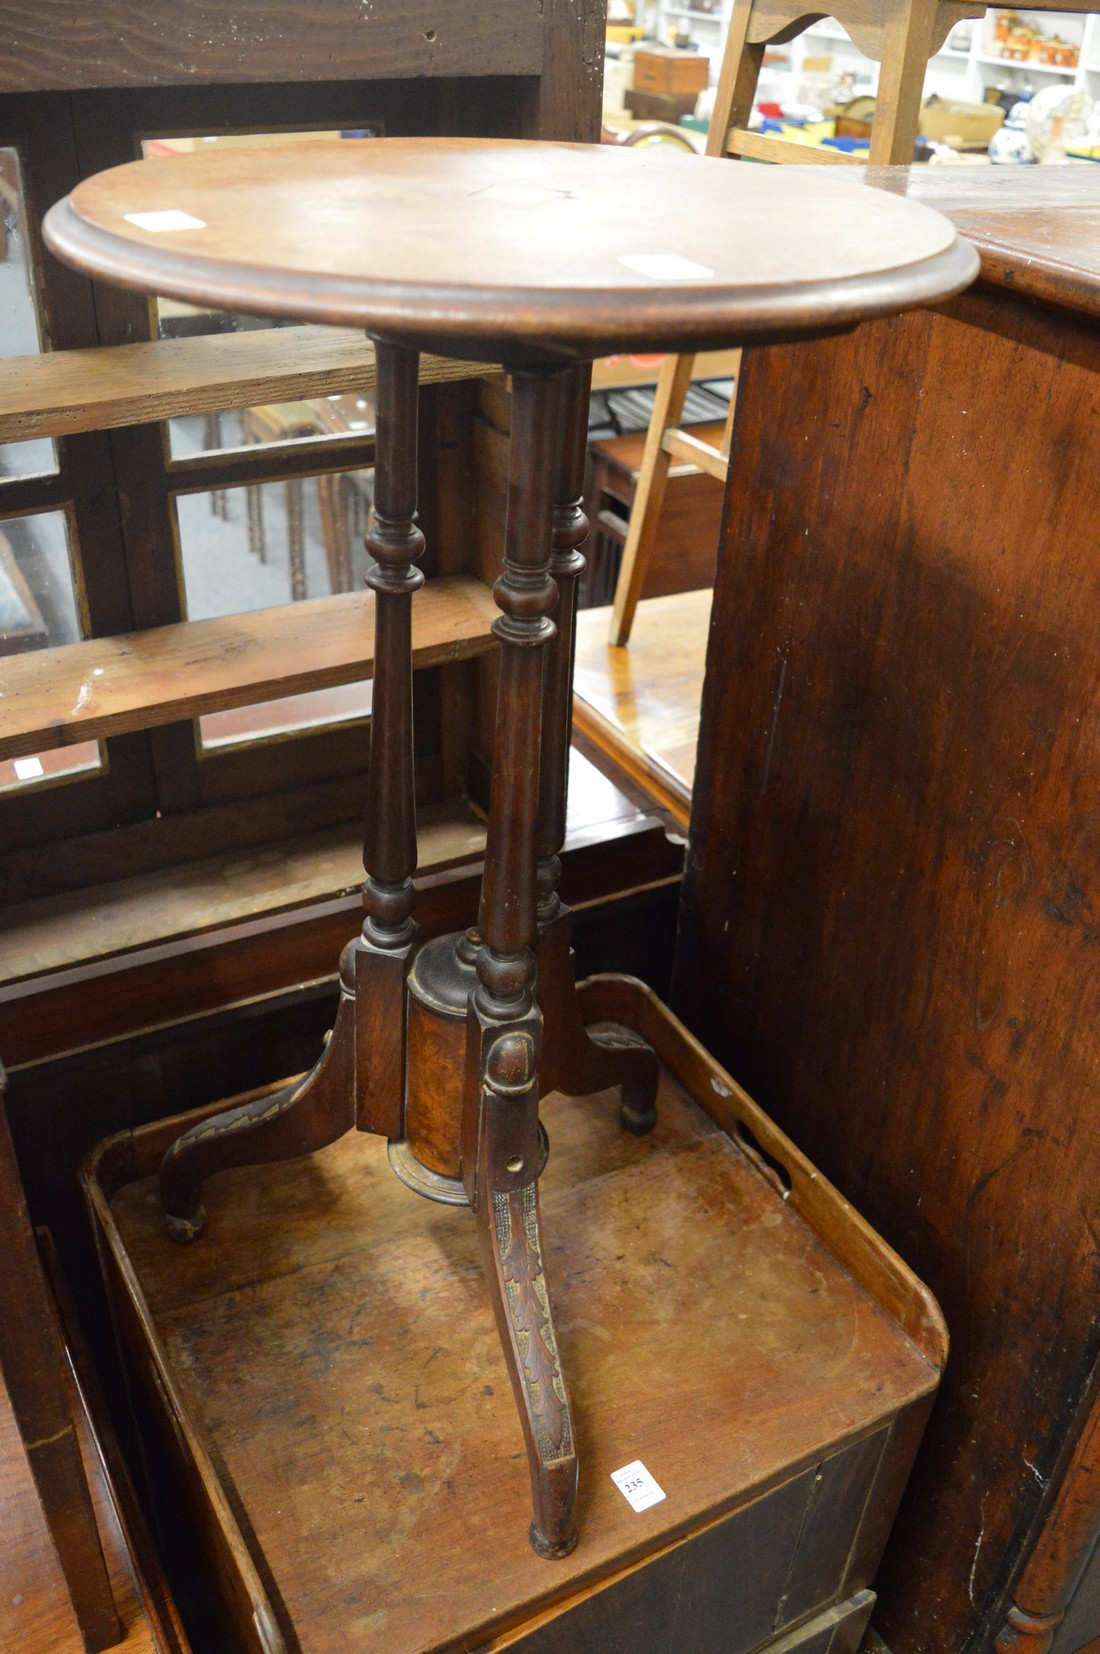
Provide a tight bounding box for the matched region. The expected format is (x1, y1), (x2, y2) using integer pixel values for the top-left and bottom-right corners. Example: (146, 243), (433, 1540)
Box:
(43, 138), (977, 1564)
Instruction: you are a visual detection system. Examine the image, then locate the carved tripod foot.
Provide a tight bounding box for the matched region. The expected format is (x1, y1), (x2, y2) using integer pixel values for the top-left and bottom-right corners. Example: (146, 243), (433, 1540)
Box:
(159, 963), (357, 1241)
(469, 1016), (579, 1560)
(574, 1024), (659, 1137)
(537, 910), (659, 1137)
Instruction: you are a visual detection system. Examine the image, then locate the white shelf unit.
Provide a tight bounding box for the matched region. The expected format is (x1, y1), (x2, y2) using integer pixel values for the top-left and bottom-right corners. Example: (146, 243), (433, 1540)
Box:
(650, 2), (1100, 110)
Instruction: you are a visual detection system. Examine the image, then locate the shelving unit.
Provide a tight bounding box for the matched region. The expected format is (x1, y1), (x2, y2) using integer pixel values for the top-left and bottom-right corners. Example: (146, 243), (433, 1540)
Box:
(0, 578), (496, 762)
(648, 2), (1100, 111)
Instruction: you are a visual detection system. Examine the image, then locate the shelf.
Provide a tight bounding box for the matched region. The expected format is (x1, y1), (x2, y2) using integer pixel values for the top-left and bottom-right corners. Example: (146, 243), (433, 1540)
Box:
(664, 6), (725, 17)
(0, 576), (497, 761)
(0, 326), (496, 446)
(974, 50), (1079, 74)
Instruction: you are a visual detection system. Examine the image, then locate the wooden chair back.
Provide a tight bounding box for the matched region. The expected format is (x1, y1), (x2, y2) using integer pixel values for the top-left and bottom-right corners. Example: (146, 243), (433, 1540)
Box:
(607, 0), (1094, 646)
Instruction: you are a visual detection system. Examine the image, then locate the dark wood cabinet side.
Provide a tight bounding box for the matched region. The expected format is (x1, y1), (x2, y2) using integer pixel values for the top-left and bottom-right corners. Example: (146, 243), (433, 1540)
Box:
(673, 286), (1100, 1653)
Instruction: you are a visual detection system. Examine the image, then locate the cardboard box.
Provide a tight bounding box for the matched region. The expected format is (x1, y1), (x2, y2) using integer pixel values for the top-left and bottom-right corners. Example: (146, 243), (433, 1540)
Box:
(919, 96), (1005, 148)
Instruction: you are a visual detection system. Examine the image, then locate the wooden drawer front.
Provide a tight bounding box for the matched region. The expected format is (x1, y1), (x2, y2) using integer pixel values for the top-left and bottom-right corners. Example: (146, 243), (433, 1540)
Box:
(506, 1578), (874, 1654)
(506, 1432), (887, 1654)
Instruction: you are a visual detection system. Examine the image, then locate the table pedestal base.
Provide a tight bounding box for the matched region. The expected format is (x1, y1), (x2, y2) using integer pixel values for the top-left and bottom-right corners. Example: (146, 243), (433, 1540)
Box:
(156, 342), (663, 1558)
(159, 908), (656, 1558)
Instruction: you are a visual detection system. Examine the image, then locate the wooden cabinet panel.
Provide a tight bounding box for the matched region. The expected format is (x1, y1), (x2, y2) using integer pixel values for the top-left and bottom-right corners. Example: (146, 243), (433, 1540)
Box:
(673, 278), (1100, 1652)
(0, 0), (543, 92)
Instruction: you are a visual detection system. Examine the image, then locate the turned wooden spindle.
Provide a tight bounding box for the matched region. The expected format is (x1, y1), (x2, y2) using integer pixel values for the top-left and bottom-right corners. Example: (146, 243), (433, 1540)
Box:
(463, 365), (579, 1561)
(362, 340), (424, 956)
(533, 365), (659, 1131)
(473, 365), (565, 1026)
(536, 363), (590, 931)
(158, 341), (427, 1231)
(356, 339), (425, 1139)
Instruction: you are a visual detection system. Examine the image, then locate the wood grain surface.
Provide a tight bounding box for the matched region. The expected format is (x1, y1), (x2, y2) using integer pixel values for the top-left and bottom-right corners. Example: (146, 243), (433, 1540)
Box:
(873, 165), (1100, 321)
(573, 591), (712, 829)
(673, 283), (1100, 1652)
(0, 0), (543, 92)
(0, 327), (494, 444)
(98, 1055), (938, 1653)
(44, 143), (977, 359)
(0, 577), (495, 760)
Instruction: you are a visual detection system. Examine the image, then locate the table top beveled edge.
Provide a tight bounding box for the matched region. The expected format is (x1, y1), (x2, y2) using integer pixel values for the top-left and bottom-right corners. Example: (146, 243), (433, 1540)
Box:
(43, 195), (979, 366)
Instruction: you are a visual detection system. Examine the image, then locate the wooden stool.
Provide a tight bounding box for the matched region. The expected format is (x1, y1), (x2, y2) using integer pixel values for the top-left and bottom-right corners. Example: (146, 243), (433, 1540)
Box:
(44, 136), (976, 1564)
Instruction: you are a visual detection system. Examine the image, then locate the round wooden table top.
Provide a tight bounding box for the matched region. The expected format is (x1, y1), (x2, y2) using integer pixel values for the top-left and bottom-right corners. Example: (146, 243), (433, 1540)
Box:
(44, 137), (978, 363)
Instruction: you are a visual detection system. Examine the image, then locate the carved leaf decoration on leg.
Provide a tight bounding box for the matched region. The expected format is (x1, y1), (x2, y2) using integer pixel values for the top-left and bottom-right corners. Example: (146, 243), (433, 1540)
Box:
(494, 1185), (573, 1463)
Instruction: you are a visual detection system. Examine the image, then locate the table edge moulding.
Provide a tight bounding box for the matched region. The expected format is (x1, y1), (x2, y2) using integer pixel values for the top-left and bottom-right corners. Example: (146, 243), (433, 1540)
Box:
(43, 139), (977, 361)
(42, 135), (975, 1609)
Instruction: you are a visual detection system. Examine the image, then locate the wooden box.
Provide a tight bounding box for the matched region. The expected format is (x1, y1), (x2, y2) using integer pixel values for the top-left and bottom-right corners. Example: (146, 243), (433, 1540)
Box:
(83, 979), (944, 1654)
(632, 46), (711, 97)
(581, 421), (723, 606)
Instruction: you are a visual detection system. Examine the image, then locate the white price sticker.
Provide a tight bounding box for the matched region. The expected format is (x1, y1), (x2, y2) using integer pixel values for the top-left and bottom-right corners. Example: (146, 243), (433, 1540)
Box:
(618, 252), (714, 282)
(124, 210), (207, 233)
(611, 1459), (666, 1514)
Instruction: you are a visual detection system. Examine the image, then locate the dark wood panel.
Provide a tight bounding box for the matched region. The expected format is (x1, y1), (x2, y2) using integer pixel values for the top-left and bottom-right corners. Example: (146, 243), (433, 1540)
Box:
(0, 1), (543, 92)
(503, 1466), (823, 1654)
(778, 1430), (888, 1633)
(523, 0), (607, 145)
(673, 287), (1100, 1654)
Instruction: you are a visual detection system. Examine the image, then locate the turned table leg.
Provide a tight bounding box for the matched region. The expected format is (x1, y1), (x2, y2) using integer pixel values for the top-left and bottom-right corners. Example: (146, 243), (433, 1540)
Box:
(354, 340), (424, 1141)
(159, 339), (424, 1235)
(463, 366), (579, 1559)
(535, 364), (659, 1134)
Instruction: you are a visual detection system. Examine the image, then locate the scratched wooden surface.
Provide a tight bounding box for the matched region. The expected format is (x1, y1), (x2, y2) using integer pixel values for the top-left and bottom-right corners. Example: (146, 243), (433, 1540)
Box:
(875, 165), (1100, 322)
(105, 1067), (937, 1653)
(674, 280), (1100, 1652)
(44, 144), (976, 360)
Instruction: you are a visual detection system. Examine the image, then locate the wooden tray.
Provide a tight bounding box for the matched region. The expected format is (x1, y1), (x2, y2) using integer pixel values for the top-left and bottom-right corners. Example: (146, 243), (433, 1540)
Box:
(83, 977), (945, 1654)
